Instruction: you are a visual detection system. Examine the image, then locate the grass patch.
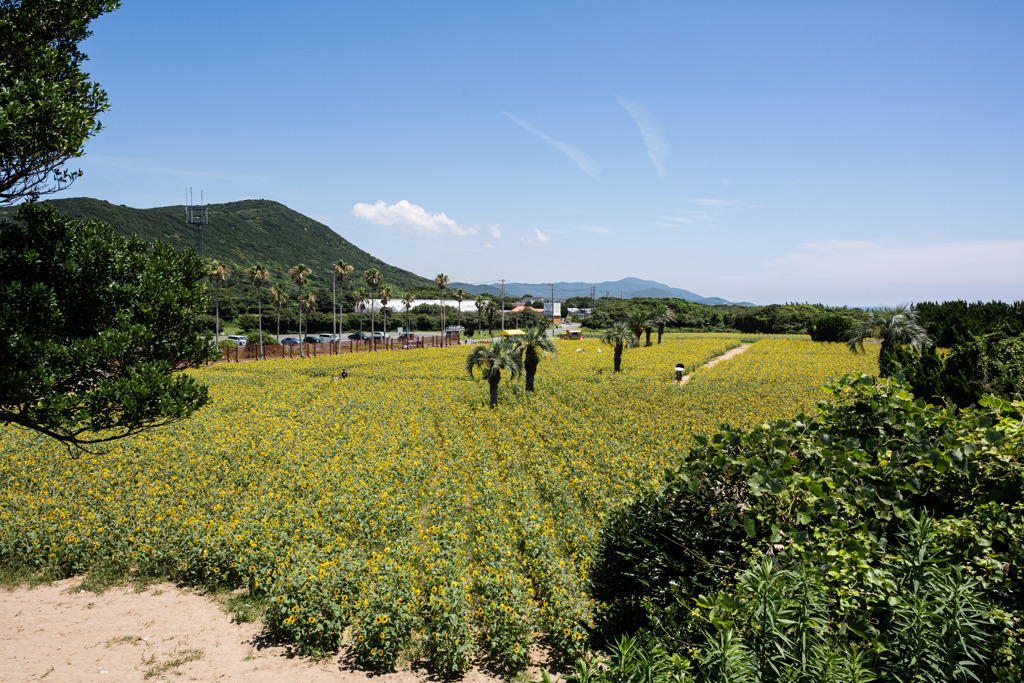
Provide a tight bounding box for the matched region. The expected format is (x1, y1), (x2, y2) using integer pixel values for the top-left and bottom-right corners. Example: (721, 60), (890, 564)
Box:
(142, 647), (204, 679)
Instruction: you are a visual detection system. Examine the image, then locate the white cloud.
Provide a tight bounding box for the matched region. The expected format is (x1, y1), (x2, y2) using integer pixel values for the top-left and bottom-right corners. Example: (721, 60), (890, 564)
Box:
(523, 229), (551, 246)
(490, 225), (503, 239)
(618, 97), (668, 179)
(503, 112), (602, 179)
(351, 200), (476, 236)
(483, 243), (496, 249)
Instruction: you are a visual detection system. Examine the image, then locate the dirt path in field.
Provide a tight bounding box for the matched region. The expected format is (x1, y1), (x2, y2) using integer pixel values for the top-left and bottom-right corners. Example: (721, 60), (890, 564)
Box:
(0, 578), (517, 683)
(677, 343), (753, 385)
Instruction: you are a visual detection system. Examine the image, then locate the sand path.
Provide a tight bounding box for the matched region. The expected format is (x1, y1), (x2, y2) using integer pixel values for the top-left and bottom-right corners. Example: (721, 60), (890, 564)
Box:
(0, 578), (513, 682)
(677, 343), (753, 385)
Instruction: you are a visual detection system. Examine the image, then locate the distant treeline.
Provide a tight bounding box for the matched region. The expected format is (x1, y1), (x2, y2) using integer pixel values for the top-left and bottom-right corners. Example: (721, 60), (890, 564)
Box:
(576, 296), (1024, 344)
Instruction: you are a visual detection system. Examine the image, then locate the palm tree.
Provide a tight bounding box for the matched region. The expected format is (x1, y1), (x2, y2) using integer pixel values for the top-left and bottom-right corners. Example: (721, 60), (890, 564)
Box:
(301, 293), (317, 339)
(602, 321), (640, 372)
(624, 309), (654, 347)
(484, 299), (495, 336)
(270, 285), (287, 340)
(435, 273), (450, 346)
(288, 264), (312, 357)
(205, 260), (232, 346)
(453, 288), (466, 333)
(244, 263), (270, 359)
(332, 260), (354, 336)
(364, 268), (383, 350)
(379, 284), (393, 336)
(402, 292), (416, 336)
(475, 296), (488, 339)
(355, 287), (370, 335)
(650, 302), (677, 344)
(466, 338), (523, 408)
(514, 326), (556, 392)
(848, 303), (932, 373)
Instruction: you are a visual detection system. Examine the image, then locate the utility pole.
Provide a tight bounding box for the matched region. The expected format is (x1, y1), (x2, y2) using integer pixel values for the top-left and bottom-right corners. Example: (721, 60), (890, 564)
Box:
(550, 283), (556, 337)
(500, 279), (506, 331)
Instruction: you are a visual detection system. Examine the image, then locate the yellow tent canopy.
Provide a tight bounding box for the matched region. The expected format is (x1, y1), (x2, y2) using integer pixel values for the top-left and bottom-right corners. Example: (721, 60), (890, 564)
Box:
(500, 329), (525, 336)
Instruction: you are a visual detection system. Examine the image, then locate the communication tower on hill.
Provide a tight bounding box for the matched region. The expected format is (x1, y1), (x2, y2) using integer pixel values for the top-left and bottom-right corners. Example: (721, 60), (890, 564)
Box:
(185, 188), (208, 260)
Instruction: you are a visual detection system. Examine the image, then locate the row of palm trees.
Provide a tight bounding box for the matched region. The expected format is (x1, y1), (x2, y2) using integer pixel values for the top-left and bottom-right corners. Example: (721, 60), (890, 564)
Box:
(466, 327), (555, 407)
(205, 259), (476, 359)
(466, 318), (653, 408)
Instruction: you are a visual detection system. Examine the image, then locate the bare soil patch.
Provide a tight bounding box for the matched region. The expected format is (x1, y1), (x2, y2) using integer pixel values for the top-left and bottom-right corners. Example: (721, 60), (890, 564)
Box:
(0, 578), (514, 682)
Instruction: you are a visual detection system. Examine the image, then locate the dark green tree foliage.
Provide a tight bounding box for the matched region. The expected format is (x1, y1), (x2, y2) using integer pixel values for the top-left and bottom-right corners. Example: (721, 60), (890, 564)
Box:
(0, 203), (218, 447)
(917, 300), (1024, 347)
(590, 476), (753, 647)
(0, 0), (120, 204)
(807, 312), (853, 342)
(885, 334), (1024, 408)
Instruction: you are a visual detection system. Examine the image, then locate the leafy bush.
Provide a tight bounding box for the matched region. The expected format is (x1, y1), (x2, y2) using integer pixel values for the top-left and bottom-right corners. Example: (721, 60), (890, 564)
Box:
(246, 331), (279, 346)
(590, 475), (753, 647)
(807, 313), (853, 342)
(235, 313), (260, 333)
(217, 339), (237, 348)
(585, 372), (1024, 680)
(885, 334), (1024, 407)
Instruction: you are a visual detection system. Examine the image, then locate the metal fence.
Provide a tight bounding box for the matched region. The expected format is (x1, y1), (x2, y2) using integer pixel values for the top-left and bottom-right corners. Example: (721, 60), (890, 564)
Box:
(217, 333), (461, 363)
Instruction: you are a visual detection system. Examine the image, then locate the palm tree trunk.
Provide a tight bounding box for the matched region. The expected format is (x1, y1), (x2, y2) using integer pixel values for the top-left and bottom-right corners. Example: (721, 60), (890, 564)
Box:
(488, 372), (500, 407)
(297, 298), (304, 358)
(525, 349), (539, 392)
(645, 328), (652, 347)
(214, 284), (221, 346)
(614, 343), (623, 372)
(331, 273), (337, 342)
(657, 323), (665, 344)
(257, 290), (264, 360)
(370, 298), (376, 351)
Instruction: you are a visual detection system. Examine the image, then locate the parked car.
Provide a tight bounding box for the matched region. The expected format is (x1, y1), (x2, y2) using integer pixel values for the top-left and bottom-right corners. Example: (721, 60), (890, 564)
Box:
(397, 332), (416, 339)
(280, 337), (300, 345)
(303, 336), (321, 344)
(317, 334), (338, 342)
(371, 331), (385, 340)
(348, 332), (370, 340)
(227, 335), (247, 346)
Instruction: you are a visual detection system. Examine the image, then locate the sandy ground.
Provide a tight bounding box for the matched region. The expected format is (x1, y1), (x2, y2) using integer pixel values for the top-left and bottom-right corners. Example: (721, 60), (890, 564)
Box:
(0, 578), (524, 682)
(677, 343), (752, 385)
(1, 344), (752, 682)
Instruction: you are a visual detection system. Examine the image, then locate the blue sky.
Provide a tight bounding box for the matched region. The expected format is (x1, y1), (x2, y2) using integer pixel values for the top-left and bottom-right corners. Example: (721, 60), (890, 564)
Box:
(53, 1), (1023, 306)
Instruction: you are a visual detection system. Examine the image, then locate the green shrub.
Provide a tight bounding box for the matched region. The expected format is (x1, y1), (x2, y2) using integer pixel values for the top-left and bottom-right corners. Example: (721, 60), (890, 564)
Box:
(807, 313), (853, 342)
(590, 474), (753, 647)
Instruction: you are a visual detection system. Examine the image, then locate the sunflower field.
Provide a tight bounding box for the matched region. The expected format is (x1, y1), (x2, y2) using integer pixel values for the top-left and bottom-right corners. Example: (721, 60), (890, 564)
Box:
(0, 334), (877, 672)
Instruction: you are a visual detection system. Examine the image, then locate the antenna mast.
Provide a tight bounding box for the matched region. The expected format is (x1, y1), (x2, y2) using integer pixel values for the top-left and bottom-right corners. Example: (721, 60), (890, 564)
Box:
(185, 188), (209, 260)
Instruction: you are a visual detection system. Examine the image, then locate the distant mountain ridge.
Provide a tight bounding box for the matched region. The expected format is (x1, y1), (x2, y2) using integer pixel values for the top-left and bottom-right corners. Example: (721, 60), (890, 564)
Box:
(452, 277), (755, 306)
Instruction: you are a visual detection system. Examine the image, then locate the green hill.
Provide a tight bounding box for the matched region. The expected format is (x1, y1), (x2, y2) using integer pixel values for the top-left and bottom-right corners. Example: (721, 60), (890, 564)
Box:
(19, 197), (430, 294)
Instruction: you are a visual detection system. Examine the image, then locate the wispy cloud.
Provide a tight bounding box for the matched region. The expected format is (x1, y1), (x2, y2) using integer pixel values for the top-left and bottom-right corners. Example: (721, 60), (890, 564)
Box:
(618, 97), (668, 179)
(653, 216), (695, 228)
(676, 198), (758, 208)
(489, 225), (503, 239)
(352, 200), (477, 236)
(523, 229), (551, 246)
(503, 112), (601, 179)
